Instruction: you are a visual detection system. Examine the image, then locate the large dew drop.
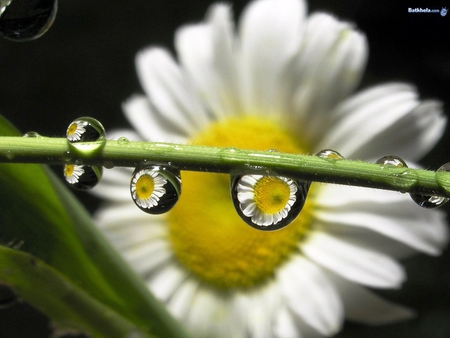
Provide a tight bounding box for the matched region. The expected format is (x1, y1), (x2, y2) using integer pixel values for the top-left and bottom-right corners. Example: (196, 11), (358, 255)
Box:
(64, 164), (102, 191)
(66, 116), (106, 157)
(0, 0), (57, 41)
(130, 165), (182, 214)
(230, 173), (310, 231)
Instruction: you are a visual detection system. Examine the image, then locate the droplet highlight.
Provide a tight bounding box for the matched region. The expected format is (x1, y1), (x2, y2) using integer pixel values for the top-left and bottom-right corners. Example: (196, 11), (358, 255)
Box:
(64, 164), (102, 191)
(411, 163), (450, 209)
(315, 149), (344, 159)
(375, 155), (407, 168)
(130, 165), (181, 214)
(231, 174), (310, 231)
(0, 0), (57, 41)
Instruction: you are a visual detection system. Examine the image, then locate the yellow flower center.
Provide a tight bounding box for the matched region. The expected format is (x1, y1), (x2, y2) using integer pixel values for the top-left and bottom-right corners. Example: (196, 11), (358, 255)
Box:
(67, 123), (78, 136)
(168, 116), (316, 289)
(65, 164), (74, 177)
(136, 175), (155, 200)
(254, 177), (291, 214)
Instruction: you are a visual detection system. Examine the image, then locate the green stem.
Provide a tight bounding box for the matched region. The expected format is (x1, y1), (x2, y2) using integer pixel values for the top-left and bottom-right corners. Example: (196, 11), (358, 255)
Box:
(1, 136), (450, 197)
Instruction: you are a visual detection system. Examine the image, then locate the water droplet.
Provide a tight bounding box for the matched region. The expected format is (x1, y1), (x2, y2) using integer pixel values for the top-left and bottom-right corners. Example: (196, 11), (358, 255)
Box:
(4, 150), (13, 159)
(230, 174), (310, 231)
(66, 117), (106, 143)
(23, 131), (42, 138)
(0, 0), (57, 41)
(411, 163), (450, 209)
(103, 161), (114, 169)
(64, 164), (102, 191)
(315, 149), (344, 159)
(66, 117), (106, 156)
(117, 136), (129, 144)
(375, 155), (407, 168)
(130, 165), (181, 214)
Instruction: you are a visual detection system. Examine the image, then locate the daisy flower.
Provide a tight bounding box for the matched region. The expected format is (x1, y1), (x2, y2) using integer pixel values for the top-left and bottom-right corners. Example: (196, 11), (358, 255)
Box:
(93, 0), (448, 336)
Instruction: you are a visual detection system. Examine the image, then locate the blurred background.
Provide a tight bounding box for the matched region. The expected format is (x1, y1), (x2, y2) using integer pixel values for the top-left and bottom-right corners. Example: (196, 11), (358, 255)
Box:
(0, 0), (450, 337)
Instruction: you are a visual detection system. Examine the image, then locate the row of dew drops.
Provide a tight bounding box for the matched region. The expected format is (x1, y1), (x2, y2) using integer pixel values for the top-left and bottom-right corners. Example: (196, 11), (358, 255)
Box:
(58, 117), (450, 232)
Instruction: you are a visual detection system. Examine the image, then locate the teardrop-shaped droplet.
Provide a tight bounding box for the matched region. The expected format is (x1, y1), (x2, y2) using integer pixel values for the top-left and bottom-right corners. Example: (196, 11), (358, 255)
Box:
(64, 164), (102, 191)
(130, 165), (181, 214)
(410, 163), (450, 209)
(230, 174), (310, 231)
(66, 117), (106, 157)
(375, 155), (407, 168)
(0, 0), (57, 41)
(315, 149), (344, 159)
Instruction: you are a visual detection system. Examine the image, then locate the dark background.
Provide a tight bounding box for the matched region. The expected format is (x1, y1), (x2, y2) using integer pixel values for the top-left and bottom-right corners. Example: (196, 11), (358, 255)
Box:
(1, 0), (450, 337)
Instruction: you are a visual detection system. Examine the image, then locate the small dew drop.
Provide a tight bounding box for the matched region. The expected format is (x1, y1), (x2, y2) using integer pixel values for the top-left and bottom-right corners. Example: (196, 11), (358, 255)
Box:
(315, 149), (344, 160)
(375, 155), (407, 168)
(4, 150), (13, 160)
(0, 0), (58, 41)
(130, 165), (182, 214)
(23, 131), (41, 138)
(230, 173), (310, 231)
(64, 164), (102, 191)
(411, 163), (450, 209)
(117, 136), (129, 144)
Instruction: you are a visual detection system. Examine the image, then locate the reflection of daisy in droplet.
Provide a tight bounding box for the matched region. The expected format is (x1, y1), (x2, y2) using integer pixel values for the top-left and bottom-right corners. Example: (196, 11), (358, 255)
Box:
(64, 164), (84, 184)
(237, 175), (298, 227)
(93, 0), (448, 336)
(131, 168), (167, 210)
(66, 120), (88, 142)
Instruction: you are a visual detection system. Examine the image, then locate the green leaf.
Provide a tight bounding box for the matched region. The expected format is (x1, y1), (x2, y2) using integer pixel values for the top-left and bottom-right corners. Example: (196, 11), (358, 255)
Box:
(0, 115), (189, 338)
(0, 246), (152, 338)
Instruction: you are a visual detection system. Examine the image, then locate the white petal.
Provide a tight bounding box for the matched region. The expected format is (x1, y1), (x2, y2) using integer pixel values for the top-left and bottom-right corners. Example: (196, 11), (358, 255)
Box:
(123, 95), (188, 142)
(278, 255), (343, 335)
(185, 289), (242, 338)
(175, 4), (240, 119)
(147, 262), (187, 301)
(238, 0), (307, 116)
(136, 47), (211, 136)
(350, 100), (446, 161)
(315, 184), (448, 255)
(91, 167), (133, 201)
(274, 305), (300, 338)
(123, 239), (172, 276)
(235, 283), (281, 338)
(327, 271), (415, 324)
(302, 231), (406, 288)
(291, 13), (367, 144)
(166, 277), (200, 320)
(318, 83), (420, 159)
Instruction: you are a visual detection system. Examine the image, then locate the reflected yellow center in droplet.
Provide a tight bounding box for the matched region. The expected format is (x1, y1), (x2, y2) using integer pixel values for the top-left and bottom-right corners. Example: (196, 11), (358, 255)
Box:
(65, 164), (74, 177)
(254, 177), (291, 214)
(168, 116), (316, 289)
(136, 175), (155, 200)
(67, 123), (78, 136)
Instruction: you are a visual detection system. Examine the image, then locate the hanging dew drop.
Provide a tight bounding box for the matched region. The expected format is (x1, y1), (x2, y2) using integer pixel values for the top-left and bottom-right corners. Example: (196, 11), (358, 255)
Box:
(0, 0), (57, 41)
(66, 117), (106, 156)
(64, 164), (102, 191)
(130, 165), (182, 214)
(411, 163), (450, 209)
(230, 173), (310, 231)
(315, 149), (344, 160)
